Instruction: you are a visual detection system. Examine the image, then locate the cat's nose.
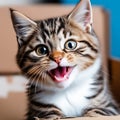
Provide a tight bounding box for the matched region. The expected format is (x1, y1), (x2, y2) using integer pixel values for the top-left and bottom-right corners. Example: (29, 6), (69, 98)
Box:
(54, 57), (62, 64)
(50, 51), (64, 64)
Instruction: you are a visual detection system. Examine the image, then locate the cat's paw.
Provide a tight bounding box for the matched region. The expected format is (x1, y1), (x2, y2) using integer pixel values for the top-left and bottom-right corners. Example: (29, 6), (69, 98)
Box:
(34, 116), (60, 120)
(84, 109), (107, 117)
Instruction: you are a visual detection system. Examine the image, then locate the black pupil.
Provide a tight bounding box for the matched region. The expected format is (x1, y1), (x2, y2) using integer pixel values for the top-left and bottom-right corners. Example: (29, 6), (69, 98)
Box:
(68, 42), (74, 49)
(39, 46), (48, 55)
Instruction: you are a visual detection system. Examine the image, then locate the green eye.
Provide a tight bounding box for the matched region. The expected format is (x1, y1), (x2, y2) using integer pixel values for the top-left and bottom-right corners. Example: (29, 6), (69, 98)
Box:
(65, 40), (77, 50)
(35, 45), (49, 56)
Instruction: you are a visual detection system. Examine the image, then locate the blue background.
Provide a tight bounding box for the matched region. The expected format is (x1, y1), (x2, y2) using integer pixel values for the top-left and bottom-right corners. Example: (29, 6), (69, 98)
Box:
(60, 0), (120, 59)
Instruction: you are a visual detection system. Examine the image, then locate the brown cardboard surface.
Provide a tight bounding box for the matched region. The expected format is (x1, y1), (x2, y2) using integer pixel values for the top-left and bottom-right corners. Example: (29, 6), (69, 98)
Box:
(110, 59), (120, 103)
(0, 93), (27, 120)
(0, 5), (109, 74)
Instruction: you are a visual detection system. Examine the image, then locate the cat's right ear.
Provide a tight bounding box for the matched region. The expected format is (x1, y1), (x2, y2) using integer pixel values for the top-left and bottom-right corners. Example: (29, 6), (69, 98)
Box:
(10, 8), (37, 47)
(67, 0), (93, 33)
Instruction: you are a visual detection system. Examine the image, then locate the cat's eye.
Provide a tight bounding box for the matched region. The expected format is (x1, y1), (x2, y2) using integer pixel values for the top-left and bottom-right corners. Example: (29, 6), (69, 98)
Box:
(35, 45), (49, 56)
(65, 40), (77, 50)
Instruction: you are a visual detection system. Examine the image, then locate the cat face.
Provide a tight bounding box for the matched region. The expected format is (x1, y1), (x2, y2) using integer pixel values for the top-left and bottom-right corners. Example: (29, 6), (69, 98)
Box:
(10, 0), (100, 90)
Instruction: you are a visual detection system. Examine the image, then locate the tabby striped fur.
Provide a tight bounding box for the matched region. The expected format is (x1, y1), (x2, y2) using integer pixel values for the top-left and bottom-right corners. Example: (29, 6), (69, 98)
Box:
(10, 0), (120, 120)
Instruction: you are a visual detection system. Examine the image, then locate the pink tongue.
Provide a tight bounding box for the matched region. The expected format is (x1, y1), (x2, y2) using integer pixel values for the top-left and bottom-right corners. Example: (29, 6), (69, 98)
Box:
(52, 67), (67, 80)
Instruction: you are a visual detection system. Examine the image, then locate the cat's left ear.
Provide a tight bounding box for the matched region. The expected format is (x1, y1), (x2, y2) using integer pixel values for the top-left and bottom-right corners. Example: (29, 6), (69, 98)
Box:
(10, 9), (37, 46)
(68, 0), (93, 33)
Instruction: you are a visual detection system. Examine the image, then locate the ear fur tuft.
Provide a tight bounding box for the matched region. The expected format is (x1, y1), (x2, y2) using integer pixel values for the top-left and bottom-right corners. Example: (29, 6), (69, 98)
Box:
(68, 0), (93, 32)
(10, 9), (37, 47)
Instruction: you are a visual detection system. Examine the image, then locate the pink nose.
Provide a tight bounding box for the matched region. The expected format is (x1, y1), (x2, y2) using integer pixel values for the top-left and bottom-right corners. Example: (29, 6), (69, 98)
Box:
(54, 56), (62, 64)
(50, 51), (64, 64)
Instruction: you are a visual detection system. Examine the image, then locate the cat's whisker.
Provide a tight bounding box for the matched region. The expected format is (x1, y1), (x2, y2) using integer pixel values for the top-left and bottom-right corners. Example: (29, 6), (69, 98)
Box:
(41, 73), (46, 88)
(27, 66), (42, 87)
(34, 74), (40, 94)
(28, 68), (41, 91)
(27, 66), (40, 75)
(38, 71), (43, 89)
(36, 69), (47, 90)
(24, 67), (38, 79)
(35, 67), (46, 91)
(43, 67), (50, 85)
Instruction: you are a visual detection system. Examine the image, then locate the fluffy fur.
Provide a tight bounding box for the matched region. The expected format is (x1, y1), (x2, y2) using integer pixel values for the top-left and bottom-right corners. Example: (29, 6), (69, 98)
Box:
(10, 0), (120, 120)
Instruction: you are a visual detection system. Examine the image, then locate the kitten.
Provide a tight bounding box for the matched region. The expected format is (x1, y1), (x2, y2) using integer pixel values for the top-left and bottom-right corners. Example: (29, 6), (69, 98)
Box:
(10, 0), (120, 120)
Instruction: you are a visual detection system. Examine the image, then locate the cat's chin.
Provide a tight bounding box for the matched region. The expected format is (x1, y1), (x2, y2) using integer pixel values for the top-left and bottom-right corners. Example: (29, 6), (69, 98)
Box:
(48, 66), (74, 83)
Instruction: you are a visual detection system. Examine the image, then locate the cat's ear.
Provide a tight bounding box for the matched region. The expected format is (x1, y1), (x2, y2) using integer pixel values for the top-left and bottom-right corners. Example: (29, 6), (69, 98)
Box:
(10, 9), (37, 46)
(68, 0), (93, 32)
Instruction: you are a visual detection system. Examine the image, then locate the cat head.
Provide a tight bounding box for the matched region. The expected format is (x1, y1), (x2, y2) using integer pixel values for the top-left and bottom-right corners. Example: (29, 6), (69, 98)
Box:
(10, 0), (100, 91)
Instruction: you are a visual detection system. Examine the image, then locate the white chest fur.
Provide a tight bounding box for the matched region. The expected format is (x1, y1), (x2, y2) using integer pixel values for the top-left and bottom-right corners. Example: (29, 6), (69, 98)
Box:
(34, 79), (93, 117)
(34, 58), (101, 117)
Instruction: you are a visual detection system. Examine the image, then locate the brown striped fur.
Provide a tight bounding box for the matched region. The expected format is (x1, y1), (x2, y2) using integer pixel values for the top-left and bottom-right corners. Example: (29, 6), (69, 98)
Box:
(10, 0), (120, 120)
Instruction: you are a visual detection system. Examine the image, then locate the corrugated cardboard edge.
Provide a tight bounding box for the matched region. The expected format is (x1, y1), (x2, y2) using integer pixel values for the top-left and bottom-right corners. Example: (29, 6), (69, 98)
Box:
(61, 115), (120, 120)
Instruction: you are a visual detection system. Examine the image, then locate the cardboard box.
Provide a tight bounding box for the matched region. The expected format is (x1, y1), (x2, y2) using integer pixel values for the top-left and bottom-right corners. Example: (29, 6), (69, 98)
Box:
(0, 4), (120, 120)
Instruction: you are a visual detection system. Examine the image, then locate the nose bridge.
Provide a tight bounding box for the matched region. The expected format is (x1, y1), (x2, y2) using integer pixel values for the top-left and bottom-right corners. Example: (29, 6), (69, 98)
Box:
(54, 51), (64, 58)
(51, 34), (64, 63)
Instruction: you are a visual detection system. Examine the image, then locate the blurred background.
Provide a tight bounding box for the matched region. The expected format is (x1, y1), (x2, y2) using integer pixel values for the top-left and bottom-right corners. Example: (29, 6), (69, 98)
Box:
(0, 0), (120, 59)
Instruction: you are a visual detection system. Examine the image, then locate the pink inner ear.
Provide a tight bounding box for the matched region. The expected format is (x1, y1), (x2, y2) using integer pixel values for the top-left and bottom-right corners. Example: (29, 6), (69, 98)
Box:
(83, 11), (92, 33)
(84, 12), (91, 26)
(68, 0), (93, 30)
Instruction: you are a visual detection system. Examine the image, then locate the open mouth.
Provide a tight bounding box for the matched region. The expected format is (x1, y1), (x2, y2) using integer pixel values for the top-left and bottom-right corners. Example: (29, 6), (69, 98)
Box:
(48, 66), (74, 83)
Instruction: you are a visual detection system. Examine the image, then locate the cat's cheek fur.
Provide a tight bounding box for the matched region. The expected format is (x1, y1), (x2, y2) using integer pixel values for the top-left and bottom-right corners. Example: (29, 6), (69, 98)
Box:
(60, 57), (100, 90)
(48, 61), (58, 71)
